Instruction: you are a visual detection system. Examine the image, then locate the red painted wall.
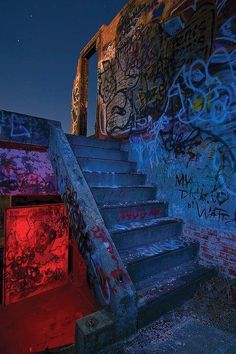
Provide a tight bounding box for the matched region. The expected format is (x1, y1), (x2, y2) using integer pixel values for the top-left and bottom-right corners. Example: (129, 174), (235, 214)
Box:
(4, 204), (69, 304)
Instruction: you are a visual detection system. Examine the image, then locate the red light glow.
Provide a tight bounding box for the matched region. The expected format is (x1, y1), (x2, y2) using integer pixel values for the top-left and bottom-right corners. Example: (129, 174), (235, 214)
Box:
(4, 204), (69, 304)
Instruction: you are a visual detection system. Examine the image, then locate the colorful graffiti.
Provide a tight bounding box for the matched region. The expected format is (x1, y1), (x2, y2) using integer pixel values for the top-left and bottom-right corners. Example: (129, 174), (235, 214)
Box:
(71, 57), (89, 136)
(122, 239), (187, 262)
(114, 0), (235, 234)
(72, 70), (82, 135)
(0, 147), (58, 196)
(49, 128), (134, 310)
(71, 0), (236, 282)
(175, 173), (234, 224)
(119, 206), (163, 222)
(97, 1), (216, 136)
(4, 204), (69, 304)
(62, 185), (131, 306)
(157, 46), (236, 195)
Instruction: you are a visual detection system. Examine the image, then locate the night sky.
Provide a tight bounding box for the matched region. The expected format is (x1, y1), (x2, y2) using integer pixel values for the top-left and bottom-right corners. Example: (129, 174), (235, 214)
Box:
(0, 1), (127, 134)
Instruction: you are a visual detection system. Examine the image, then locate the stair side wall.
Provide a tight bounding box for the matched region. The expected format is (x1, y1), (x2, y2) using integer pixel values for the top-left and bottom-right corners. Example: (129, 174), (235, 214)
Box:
(0, 109), (60, 146)
(48, 125), (137, 338)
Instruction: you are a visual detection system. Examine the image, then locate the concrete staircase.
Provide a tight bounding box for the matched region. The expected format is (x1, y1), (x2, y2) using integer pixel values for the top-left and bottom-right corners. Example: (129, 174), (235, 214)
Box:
(66, 134), (215, 328)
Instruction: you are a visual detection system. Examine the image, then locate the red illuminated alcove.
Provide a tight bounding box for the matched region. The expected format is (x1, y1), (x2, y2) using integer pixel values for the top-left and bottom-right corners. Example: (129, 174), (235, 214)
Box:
(0, 203), (98, 353)
(0, 142), (98, 352)
(4, 204), (69, 304)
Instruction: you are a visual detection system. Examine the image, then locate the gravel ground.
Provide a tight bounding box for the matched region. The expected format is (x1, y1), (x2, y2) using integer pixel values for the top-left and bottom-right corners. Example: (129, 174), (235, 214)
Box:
(43, 275), (236, 354)
(98, 275), (236, 354)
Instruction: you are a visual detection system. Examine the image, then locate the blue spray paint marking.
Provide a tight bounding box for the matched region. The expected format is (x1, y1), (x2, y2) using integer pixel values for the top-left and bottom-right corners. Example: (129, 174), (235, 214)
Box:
(218, 16), (236, 43)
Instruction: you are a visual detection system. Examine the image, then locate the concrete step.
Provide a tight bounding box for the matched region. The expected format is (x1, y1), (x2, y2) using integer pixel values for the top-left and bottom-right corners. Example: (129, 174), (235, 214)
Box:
(66, 134), (121, 149)
(77, 157), (136, 173)
(137, 261), (216, 328)
(122, 240), (199, 283)
(72, 145), (128, 161)
(91, 186), (156, 204)
(109, 218), (183, 250)
(100, 200), (168, 227)
(83, 172), (146, 187)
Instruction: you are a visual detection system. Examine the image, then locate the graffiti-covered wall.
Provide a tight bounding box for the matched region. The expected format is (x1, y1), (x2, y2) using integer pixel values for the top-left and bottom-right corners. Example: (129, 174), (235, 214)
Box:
(73, 0), (236, 277)
(99, 0), (216, 136)
(124, 0), (236, 277)
(97, 0), (234, 136)
(0, 110), (60, 146)
(73, 0), (236, 139)
(0, 146), (58, 196)
(0, 110), (60, 195)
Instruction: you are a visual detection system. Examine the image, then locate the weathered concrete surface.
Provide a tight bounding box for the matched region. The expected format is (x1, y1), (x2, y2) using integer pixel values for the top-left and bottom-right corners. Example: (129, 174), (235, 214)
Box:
(49, 126), (228, 353)
(49, 126), (137, 352)
(0, 109), (60, 146)
(75, 310), (116, 354)
(97, 319), (236, 354)
(42, 275), (236, 353)
(46, 319), (236, 354)
(97, 275), (236, 354)
(156, 319), (236, 354)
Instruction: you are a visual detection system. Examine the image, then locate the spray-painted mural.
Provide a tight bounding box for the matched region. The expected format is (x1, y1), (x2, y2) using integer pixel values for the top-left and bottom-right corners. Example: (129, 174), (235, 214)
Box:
(62, 184), (131, 306)
(97, 0), (217, 136)
(119, 0), (236, 276)
(4, 204), (69, 304)
(0, 147), (58, 196)
(122, 0), (236, 228)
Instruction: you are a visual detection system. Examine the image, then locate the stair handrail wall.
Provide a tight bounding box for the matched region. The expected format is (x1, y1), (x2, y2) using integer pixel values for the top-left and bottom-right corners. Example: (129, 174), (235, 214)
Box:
(48, 125), (137, 335)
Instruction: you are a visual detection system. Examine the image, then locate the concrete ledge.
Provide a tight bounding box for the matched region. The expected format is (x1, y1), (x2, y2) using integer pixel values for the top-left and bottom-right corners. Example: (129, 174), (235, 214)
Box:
(75, 310), (116, 354)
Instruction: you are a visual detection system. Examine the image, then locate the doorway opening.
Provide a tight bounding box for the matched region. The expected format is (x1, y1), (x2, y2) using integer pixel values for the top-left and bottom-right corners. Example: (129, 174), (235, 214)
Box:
(87, 50), (98, 137)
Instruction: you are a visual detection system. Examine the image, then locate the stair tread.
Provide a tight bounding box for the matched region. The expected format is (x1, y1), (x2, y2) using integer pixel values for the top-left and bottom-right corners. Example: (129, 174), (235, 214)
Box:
(91, 185), (155, 189)
(65, 134), (214, 327)
(84, 171), (145, 176)
(66, 134), (121, 148)
(72, 145), (122, 152)
(136, 261), (214, 307)
(72, 145), (128, 161)
(78, 156), (135, 163)
(109, 217), (182, 233)
(120, 239), (193, 265)
(100, 199), (167, 210)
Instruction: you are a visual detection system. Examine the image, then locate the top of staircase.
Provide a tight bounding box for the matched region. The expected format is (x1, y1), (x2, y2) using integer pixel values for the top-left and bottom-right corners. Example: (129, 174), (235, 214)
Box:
(66, 134), (122, 149)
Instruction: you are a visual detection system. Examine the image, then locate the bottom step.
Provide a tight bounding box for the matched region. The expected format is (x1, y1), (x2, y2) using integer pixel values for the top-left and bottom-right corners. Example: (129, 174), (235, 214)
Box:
(137, 261), (216, 328)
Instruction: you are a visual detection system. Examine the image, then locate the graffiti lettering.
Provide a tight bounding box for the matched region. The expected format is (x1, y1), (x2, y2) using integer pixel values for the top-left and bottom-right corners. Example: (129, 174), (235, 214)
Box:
(98, 3), (215, 136)
(119, 206), (162, 222)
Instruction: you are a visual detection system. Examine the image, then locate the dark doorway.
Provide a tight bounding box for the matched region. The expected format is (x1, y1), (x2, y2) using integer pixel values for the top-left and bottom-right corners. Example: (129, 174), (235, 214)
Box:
(87, 51), (98, 137)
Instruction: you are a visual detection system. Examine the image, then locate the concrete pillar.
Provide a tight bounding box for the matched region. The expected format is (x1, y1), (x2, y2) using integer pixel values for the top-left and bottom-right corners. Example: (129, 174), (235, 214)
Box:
(72, 56), (89, 136)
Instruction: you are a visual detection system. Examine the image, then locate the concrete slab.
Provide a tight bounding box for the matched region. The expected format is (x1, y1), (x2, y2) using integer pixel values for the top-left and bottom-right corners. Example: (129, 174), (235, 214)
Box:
(96, 318), (236, 354)
(156, 319), (236, 354)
